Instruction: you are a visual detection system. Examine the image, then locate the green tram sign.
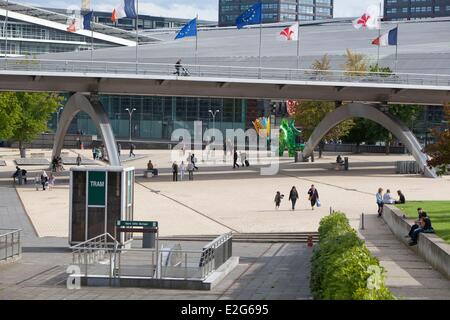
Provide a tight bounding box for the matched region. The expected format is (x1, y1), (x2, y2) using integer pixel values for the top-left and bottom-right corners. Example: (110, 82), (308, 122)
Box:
(88, 171), (106, 207)
(116, 221), (158, 228)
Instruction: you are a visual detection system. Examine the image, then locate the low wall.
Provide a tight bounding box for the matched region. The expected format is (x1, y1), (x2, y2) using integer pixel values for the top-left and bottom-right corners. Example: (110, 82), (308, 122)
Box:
(10, 133), (94, 149)
(383, 205), (450, 280)
(322, 144), (406, 154)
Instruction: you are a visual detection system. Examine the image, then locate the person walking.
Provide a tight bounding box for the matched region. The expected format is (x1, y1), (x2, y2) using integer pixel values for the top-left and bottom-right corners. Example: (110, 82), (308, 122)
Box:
(172, 162), (178, 182)
(376, 188), (384, 217)
(233, 151), (240, 169)
(308, 185), (319, 210)
(76, 154), (82, 166)
(274, 191), (283, 210)
(129, 144), (136, 157)
(48, 173), (55, 191)
(40, 171), (49, 191)
(289, 186), (299, 211)
(191, 153), (199, 171)
(117, 143), (122, 156)
(174, 59), (182, 75)
(179, 161), (186, 181)
(187, 162), (194, 181)
(92, 147), (97, 160)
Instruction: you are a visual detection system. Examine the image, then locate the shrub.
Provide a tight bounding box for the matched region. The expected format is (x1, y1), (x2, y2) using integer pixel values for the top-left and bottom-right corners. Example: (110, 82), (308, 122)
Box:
(310, 212), (395, 300)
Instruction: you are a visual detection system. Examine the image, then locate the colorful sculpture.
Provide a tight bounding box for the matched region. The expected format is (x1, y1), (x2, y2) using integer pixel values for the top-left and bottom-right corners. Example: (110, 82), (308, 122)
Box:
(253, 117), (271, 138)
(279, 118), (305, 157)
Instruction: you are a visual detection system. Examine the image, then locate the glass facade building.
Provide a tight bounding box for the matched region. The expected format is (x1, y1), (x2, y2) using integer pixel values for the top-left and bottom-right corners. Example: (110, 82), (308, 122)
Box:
(219, 0), (334, 26)
(384, 0), (450, 21)
(54, 95), (248, 141)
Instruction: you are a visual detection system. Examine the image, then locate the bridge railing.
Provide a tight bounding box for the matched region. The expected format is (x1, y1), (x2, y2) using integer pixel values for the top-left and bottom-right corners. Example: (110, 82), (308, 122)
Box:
(1, 57), (450, 87)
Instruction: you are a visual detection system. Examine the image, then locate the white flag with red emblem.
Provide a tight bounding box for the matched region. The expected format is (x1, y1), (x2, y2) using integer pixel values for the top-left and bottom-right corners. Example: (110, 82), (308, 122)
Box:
(279, 22), (299, 41)
(353, 5), (381, 30)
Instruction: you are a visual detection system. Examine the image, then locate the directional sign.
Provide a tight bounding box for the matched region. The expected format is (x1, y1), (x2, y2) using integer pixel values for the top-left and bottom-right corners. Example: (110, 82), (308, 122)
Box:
(116, 221), (158, 228)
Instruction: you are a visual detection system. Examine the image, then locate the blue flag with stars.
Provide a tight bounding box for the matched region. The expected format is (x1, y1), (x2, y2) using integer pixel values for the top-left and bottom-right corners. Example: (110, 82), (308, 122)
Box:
(236, 2), (262, 29)
(175, 18), (197, 40)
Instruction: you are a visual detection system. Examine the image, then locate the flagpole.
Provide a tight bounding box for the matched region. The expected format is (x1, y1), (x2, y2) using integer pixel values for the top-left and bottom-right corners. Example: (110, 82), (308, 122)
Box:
(91, 11), (94, 64)
(395, 24), (399, 72)
(377, 1), (381, 67)
(135, 0), (139, 73)
(258, 1), (262, 78)
(4, 0), (9, 59)
(296, 21), (300, 70)
(195, 14), (198, 68)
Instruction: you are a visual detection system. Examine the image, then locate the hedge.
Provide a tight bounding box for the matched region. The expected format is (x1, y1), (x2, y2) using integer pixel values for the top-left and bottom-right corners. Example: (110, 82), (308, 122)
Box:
(310, 212), (395, 300)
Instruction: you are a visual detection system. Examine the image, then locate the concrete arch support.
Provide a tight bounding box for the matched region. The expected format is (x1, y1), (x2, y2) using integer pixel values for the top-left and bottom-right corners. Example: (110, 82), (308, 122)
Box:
(303, 103), (437, 178)
(52, 93), (121, 166)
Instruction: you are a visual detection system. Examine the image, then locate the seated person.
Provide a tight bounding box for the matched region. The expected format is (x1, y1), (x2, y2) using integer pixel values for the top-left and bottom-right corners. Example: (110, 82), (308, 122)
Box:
(147, 160), (158, 176)
(383, 189), (395, 204)
(336, 155), (344, 164)
(395, 190), (406, 204)
(407, 208), (425, 238)
(21, 169), (28, 184)
(409, 212), (434, 246)
(12, 166), (21, 179)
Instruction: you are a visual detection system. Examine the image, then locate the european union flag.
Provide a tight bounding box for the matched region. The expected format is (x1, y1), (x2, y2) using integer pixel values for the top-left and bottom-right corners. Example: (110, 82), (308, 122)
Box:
(236, 2), (262, 29)
(83, 11), (93, 31)
(124, 0), (137, 19)
(175, 18), (197, 40)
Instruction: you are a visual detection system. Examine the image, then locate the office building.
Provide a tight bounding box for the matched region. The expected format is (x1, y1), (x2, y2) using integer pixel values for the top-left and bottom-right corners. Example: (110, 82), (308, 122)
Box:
(384, 0), (450, 21)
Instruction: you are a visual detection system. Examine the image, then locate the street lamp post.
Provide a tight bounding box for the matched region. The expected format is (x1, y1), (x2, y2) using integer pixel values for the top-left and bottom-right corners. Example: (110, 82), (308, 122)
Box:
(208, 109), (220, 133)
(125, 108), (136, 141)
(208, 109), (220, 160)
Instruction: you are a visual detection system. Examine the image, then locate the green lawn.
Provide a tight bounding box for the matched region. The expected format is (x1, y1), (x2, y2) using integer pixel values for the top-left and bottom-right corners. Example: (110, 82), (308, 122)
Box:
(396, 201), (450, 244)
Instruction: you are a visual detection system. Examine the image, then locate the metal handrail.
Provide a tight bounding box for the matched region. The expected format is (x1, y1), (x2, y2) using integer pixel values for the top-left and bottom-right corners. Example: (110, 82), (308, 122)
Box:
(0, 228), (22, 262)
(1, 57), (450, 86)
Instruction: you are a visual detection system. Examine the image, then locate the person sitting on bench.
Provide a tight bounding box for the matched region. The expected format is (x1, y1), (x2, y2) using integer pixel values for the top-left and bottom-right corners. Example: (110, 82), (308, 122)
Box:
(406, 208), (425, 238)
(336, 155), (344, 164)
(147, 160), (158, 176)
(409, 212), (434, 246)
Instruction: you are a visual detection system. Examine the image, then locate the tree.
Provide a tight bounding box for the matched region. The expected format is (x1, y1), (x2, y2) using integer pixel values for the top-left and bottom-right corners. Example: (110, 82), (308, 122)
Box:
(295, 101), (354, 142)
(10, 92), (63, 157)
(294, 55), (355, 151)
(310, 54), (331, 75)
(0, 92), (21, 141)
(344, 49), (367, 76)
(425, 106), (450, 176)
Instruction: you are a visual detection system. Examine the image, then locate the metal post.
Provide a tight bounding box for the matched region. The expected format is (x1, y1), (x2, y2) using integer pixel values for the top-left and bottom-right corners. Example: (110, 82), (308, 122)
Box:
(296, 21), (300, 70)
(135, 0), (139, 74)
(184, 253), (188, 279)
(4, 0), (8, 59)
(258, 1), (262, 79)
(361, 213), (365, 230)
(125, 108), (136, 141)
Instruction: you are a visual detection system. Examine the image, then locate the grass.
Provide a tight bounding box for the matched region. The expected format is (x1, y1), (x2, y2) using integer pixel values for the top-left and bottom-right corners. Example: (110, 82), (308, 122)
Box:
(396, 201), (450, 244)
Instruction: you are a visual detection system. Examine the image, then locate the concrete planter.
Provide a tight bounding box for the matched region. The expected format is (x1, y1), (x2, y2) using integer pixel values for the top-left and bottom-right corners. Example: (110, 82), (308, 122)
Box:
(383, 205), (450, 280)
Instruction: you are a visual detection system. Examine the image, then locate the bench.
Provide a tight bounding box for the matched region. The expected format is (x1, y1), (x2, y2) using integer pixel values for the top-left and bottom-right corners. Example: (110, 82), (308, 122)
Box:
(331, 162), (345, 171)
(144, 169), (158, 178)
(61, 152), (70, 156)
(31, 153), (45, 158)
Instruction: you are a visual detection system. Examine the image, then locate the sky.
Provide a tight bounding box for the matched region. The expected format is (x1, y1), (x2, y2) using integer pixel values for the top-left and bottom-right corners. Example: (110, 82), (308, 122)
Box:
(20, 0), (383, 21)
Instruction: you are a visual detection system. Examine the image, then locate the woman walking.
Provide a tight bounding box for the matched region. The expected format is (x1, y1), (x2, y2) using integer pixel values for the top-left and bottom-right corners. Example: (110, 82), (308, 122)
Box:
(376, 188), (384, 217)
(308, 185), (319, 210)
(289, 186), (299, 211)
(179, 161), (186, 181)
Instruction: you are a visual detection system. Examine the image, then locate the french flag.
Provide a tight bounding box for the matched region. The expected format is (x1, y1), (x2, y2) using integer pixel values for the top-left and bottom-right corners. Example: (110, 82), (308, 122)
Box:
(372, 27), (398, 46)
(112, 0), (137, 23)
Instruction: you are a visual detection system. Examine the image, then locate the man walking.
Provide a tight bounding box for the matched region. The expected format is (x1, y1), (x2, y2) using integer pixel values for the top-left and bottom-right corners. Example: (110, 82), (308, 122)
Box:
(233, 151), (240, 169)
(172, 162), (178, 182)
(129, 143), (136, 157)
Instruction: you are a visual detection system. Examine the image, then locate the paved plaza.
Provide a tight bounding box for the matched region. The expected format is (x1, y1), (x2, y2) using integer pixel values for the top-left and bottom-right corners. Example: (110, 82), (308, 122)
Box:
(0, 147), (450, 299)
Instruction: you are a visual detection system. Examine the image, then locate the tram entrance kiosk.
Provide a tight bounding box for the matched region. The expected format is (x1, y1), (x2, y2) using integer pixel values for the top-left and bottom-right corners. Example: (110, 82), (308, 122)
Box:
(69, 166), (135, 245)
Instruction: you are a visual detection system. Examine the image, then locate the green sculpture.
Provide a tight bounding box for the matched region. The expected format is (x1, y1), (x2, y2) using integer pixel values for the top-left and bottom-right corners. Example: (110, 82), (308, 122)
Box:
(279, 118), (305, 157)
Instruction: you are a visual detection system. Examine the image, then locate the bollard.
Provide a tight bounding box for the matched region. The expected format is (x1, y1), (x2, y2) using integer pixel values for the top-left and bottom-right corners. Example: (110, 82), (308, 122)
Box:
(360, 213), (365, 230)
